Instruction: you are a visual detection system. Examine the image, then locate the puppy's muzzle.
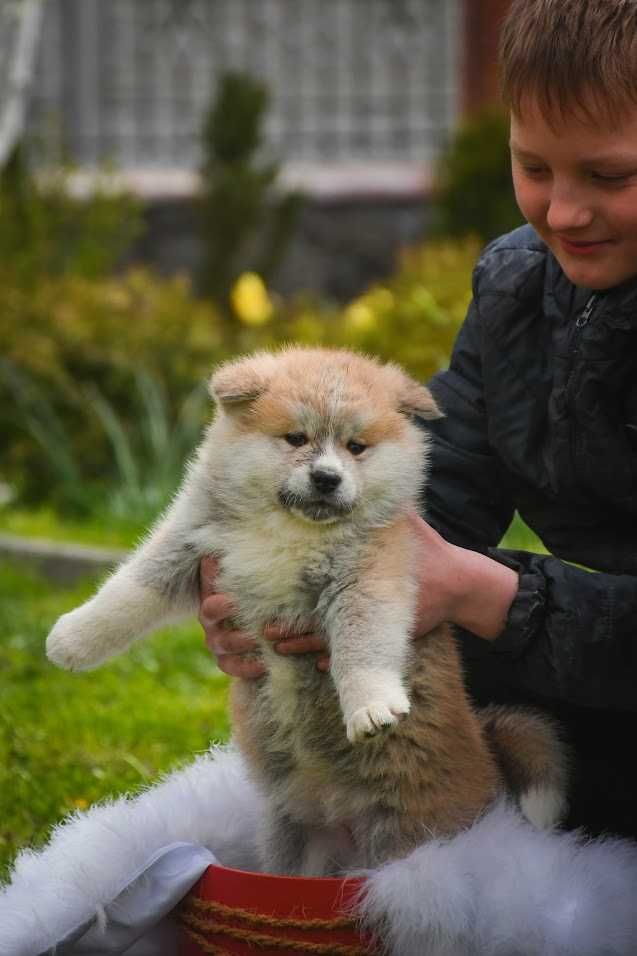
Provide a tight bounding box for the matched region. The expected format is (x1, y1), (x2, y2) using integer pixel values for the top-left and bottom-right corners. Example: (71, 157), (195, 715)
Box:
(310, 467), (342, 495)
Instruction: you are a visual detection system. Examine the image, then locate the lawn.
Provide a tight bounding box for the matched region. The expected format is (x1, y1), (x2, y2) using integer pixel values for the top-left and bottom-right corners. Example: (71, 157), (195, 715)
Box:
(0, 505), (143, 550)
(0, 508), (543, 885)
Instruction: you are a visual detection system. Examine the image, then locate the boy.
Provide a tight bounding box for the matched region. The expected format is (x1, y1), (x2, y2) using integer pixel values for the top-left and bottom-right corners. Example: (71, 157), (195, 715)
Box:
(201, 0), (637, 839)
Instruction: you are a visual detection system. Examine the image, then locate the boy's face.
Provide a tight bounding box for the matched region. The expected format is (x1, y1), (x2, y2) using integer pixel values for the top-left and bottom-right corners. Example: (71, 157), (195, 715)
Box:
(510, 99), (637, 289)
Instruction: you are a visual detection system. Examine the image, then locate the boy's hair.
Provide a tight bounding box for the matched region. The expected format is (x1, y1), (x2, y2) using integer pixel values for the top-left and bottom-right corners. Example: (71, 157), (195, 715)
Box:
(499, 0), (637, 123)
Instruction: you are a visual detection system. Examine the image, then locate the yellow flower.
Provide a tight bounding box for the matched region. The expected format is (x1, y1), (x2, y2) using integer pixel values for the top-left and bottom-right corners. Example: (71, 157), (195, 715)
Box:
(343, 300), (377, 331)
(231, 272), (274, 326)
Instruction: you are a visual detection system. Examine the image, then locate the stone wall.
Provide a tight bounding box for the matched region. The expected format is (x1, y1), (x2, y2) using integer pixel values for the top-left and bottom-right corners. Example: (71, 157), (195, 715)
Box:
(126, 193), (432, 304)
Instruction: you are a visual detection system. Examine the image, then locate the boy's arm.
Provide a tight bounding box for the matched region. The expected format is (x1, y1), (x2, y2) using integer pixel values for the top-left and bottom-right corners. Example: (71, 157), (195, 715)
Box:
(424, 299), (516, 549)
(475, 549), (637, 711)
(425, 300), (637, 713)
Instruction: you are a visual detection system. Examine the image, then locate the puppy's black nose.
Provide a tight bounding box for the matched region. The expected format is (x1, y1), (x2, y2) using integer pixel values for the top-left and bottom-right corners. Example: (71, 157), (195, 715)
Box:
(311, 468), (342, 494)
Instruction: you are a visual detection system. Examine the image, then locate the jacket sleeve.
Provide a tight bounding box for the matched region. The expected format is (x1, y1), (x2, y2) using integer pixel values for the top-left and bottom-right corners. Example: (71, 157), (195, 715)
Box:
(424, 296), (516, 549)
(425, 297), (637, 713)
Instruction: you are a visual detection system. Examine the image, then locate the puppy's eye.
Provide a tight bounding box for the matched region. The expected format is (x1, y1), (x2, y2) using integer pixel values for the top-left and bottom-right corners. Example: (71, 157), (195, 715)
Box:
(346, 440), (367, 456)
(284, 432), (308, 448)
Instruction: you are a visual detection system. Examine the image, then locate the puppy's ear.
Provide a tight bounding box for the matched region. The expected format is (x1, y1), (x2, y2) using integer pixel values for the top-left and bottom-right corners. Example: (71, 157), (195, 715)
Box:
(209, 353), (278, 407)
(397, 380), (444, 420)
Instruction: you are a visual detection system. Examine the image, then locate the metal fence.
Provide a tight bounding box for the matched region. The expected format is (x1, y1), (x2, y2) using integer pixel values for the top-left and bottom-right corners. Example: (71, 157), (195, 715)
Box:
(22, 0), (459, 172)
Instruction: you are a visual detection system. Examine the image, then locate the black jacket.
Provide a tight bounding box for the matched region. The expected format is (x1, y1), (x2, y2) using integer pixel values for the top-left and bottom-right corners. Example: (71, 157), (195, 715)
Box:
(425, 224), (637, 838)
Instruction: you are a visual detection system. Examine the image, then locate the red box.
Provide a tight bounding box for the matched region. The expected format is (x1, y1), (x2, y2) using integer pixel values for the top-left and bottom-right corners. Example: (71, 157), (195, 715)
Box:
(177, 863), (376, 955)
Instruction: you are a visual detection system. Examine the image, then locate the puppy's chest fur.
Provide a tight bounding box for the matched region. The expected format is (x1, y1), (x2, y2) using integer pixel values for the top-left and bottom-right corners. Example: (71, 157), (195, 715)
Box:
(211, 516), (380, 815)
(211, 514), (362, 634)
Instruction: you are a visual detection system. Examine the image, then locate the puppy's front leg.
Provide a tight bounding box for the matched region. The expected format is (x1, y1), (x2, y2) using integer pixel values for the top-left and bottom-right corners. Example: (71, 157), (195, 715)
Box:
(321, 524), (419, 744)
(326, 591), (414, 743)
(46, 498), (205, 671)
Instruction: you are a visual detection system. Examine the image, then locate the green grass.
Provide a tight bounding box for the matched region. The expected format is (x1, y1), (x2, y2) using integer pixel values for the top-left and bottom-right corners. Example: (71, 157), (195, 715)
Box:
(0, 505), (544, 554)
(0, 505), (143, 550)
(0, 559), (230, 884)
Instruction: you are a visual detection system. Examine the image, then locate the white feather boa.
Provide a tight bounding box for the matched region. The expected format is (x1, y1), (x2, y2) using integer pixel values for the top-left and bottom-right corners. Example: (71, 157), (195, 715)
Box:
(1, 745), (636, 955)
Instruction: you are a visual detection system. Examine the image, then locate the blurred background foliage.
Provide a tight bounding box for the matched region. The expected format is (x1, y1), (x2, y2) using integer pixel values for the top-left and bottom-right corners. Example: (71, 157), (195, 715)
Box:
(431, 108), (522, 242)
(1, 270), (223, 518)
(0, 81), (517, 536)
(1, 237), (478, 526)
(0, 143), (142, 286)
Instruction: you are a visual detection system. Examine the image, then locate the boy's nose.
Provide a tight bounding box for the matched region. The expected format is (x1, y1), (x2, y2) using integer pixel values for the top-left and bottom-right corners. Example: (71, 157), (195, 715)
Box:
(545, 187), (594, 232)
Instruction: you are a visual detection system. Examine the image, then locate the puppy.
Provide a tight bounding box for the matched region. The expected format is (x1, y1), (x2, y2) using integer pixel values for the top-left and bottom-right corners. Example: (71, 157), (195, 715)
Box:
(47, 347), (567, 875)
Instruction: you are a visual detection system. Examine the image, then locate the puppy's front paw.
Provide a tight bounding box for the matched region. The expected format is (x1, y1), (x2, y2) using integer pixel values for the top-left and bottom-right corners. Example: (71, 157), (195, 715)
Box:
(345, 692), (410, 743)
(46, 608), (110, 671)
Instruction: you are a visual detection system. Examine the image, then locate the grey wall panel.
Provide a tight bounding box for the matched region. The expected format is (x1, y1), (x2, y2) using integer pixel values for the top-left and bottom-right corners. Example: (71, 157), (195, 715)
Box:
(25, 0), (459, 170)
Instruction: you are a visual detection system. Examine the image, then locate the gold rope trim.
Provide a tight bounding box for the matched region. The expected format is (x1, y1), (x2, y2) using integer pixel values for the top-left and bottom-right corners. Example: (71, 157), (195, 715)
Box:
(187, 894), (357, 931)
(179, 910), (370, 955)
(180, 930), (227, 955)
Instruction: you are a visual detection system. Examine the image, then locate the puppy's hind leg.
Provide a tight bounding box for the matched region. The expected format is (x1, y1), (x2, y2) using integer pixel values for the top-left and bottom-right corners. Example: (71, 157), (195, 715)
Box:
(480, 705), (570, 829)
(258, 808), (310, 876)
(46, 496), (205, 671)
(259, 810), (351, 877)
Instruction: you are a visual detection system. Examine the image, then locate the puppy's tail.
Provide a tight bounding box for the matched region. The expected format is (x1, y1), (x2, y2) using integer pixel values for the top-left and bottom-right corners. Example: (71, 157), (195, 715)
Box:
(479, 705), (569, 830)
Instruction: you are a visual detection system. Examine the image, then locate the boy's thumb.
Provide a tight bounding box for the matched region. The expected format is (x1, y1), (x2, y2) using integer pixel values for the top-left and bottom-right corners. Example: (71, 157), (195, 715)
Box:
(199, 555), (220, 596)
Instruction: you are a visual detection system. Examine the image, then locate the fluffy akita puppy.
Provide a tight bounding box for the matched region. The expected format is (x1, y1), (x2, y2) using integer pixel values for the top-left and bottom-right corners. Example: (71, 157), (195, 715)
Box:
(47, 347), (567, 875)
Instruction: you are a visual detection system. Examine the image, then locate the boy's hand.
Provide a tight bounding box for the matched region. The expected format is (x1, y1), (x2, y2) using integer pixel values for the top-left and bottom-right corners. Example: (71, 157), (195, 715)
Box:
(407, 513), (518, 641)
(199, 557), (329, 677)
(199, 557), (265, 679)
(263, 624), (330, 672)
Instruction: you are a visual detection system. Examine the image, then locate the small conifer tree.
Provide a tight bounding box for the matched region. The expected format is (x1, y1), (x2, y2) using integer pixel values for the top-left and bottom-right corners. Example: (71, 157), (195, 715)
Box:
(198, 71), (303, 316)
(432, 109), (523, 243)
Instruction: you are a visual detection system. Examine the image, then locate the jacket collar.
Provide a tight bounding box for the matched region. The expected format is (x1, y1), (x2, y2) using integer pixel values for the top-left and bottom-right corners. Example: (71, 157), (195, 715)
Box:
(545, 252), (593, 320)
(545, 247), (637, 328)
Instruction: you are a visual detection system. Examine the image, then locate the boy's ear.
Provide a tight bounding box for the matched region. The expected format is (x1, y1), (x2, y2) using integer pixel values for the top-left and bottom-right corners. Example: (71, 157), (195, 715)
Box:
(209, 353), (278, 407)
(397, 380), (444, 420)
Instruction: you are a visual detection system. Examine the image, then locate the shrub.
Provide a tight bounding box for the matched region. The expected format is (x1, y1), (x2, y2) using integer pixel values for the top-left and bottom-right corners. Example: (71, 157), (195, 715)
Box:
(253, 236), (481, 384)
(431, 109), (523, 242)
(2, 238), (479, 517)
(0, 144), (142, 287)
(332, 238), (479, 381)
(0, 269), (226, 510)
(86, 372), (209, 525)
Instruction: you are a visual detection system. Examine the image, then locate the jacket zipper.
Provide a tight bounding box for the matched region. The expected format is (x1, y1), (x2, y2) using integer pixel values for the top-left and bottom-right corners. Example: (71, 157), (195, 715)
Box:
(575, 293), (598, 329)
(566, 293), (600, 473)
(566, 294), (599, 385)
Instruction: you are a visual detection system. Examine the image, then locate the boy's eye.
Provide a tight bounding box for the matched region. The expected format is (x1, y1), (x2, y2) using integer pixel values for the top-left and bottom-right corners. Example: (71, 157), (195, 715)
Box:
(593, 172), (630, 185)
(284, 432), (308, 448)
(346, 440), (367, 456)
(520, 164), (548, 178)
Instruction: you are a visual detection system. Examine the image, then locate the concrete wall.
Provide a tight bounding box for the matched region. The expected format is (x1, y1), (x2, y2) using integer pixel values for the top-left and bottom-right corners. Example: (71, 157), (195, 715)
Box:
(126, 192), (432, 303)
